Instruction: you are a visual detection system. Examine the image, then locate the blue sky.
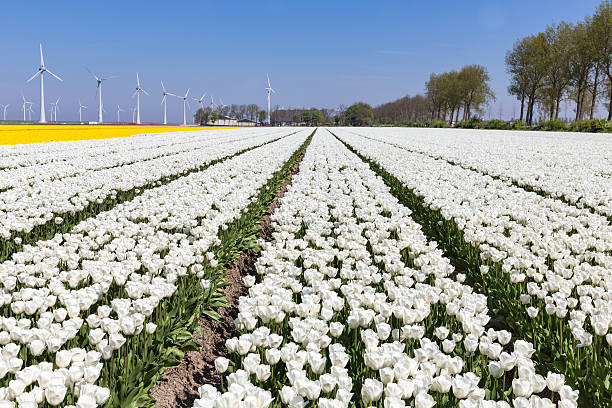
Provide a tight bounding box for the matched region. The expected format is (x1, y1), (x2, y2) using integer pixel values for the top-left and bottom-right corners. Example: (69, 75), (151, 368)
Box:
(0, 0), (603, 123)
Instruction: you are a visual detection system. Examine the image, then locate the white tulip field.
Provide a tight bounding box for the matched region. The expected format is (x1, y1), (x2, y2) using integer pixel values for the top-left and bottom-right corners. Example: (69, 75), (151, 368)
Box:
(0, 127), (609, 407)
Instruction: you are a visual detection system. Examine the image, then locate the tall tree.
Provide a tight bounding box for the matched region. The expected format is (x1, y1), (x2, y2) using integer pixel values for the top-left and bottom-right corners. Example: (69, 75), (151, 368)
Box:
(344, 103), (374, 126)
(541, 22), (574, 119)
(589, 0), (612, 119)
(458, 64), (494, 120)
(568, 22), (596, 121)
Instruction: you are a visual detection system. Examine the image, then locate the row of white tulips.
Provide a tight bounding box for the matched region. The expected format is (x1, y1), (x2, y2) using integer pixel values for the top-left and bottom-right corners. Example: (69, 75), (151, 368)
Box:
(0, 129), (293, 239)
(0, 129), (311, 406)
(334, 128), (612, 345)
(344, 128), (612, 218)
(195, 130), (576, 408)
(0, 128), (256, 170)
(0, 129), (288, 188)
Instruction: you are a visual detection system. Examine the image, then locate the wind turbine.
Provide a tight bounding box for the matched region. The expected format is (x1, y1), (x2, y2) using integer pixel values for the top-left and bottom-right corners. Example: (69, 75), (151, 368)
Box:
(50, 97), (60, 121)
(132, 73), (149, 124)
(21, 96), (31, 121)
(117, 105), (125, 122)
(78, 100), (87, 122)
(210, 95), (217, 111)
(26, 44), (62, 123)
(27, 104), (34, 121)
(87, 68), (115, 123)
(161, 81), (176, 125)
(175, 89), (191, 125)
(0, 104), (8, 121)
(131, 107), (136, 123)
(218, 98), (228, 114)
(265, 73), (275, 125)
(192, 92), (207, 111)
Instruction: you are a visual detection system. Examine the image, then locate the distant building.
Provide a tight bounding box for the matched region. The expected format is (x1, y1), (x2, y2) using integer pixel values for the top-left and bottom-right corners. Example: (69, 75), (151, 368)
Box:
(237, 118), (258, 127)
(210, 115), (238, 126)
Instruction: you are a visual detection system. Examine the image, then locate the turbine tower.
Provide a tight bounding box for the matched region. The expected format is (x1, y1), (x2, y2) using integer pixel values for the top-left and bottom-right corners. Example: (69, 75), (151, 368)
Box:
(87, 69), (115, 123)
(117, 105), (125, 122)
(0, 104), (8, 121)
(161, 81), (176, 125)
(265, 73), (275, 125)
(178, 89), (190, 125)
(132, 73), (149, 124)
(26, 44), (62, 123)
(78, 100), (87, 122)
(21, 96), (31, 121)
(50, 97), (60, 121)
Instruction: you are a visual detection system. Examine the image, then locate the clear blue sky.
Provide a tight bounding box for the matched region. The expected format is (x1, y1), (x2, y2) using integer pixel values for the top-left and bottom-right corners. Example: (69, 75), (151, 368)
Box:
(0, 0), (603, 123)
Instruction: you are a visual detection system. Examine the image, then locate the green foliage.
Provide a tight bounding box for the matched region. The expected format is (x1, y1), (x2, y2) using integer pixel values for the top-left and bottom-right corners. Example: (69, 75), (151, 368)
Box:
(481, 119), (511, 130)
(568, 119), (612, 132)
(455, 117), (483, 129)
(537, 119), (567, 131)
(210, 111), (219, 123)
(512, 119), (527, 130)
(344, 103), (374, 126)
(310, 109), (323, 125)
(258, 110), (267, 123)
(432, 120), (449, 128)
(194, 107), (211, 125)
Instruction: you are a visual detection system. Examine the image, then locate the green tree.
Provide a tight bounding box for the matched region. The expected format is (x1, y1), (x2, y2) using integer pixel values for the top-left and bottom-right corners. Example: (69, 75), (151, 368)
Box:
(301, 111), (312, 124)
(567, 22), (596, 121)
(311, 109), (323, 125)
(458, 65), (494, 121)
(540, 22), (573, 120)
(258, 110), (266, 123)
(588, 0), (612, 119)
(344, 103), (374, 126)
(210, 111), (219, 124)
(194, 107), (211, 125)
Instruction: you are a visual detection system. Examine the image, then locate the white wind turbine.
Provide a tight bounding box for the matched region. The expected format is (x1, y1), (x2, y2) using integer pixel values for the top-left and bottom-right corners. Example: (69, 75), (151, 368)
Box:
(78, 100), (87, 122)
(192, 92), (207, 111)
(21, 96), (31, 121)
(27, 103), (34, 121)
(26, 44), (62, 123)
(131, 107), (136, 123)
(132, 73), (149, 124)
(49, 97), (60, 121)
(87, 69), (115, 123)
(161, 81), (176, 125)
(265, 73), (275, 125)
(218, 98), (228, 114)
(116, 105), (125, 122)
(177, 89), (190, 125)
(0, 104), (8, 121)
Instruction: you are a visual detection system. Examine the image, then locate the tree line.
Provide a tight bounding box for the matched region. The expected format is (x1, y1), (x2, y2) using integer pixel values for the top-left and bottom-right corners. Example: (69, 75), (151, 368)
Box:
(506, 0), (611, 124)
(368, 64), (494, 126)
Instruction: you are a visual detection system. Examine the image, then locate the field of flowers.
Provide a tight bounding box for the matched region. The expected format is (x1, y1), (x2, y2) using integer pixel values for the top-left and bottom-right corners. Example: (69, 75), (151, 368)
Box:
(0, 126), (608, 407)
(0, 126), (232, 145)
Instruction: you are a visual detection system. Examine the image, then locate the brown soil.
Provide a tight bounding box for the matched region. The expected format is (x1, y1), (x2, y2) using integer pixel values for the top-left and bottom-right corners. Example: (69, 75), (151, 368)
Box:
(150, 149), (306, 408)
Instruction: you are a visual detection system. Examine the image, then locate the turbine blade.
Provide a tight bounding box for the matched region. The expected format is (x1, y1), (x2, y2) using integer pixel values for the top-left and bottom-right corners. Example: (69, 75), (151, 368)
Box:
(141, 88), (149, 96)
(136, 72), (140, 87)
(162, 95), (166, 104)
(40, 43), (45, 66)
(132, 90), (138, 98)
(161, 80), (166, 92)
(102, 76), (117, 81)
(46, 69), (63, 82)
(26, 70), (42, 83)
(185, 88), (190, 98)
(86, 67), (99, 81)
